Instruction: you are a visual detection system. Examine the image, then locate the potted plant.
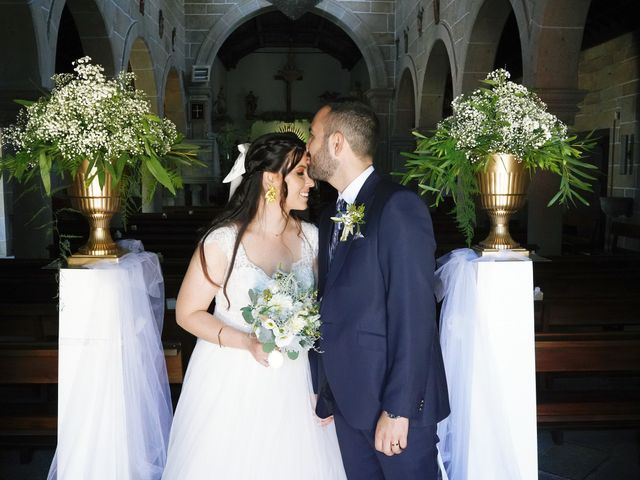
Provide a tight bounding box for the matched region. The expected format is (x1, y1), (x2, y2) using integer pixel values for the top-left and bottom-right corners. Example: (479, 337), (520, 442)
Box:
(400, 69), (596, 251)
(1, 57), (202, 264)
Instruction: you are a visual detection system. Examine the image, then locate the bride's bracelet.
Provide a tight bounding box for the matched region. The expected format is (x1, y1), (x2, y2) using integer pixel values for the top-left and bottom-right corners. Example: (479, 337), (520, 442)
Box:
(217, 325), (226, 348)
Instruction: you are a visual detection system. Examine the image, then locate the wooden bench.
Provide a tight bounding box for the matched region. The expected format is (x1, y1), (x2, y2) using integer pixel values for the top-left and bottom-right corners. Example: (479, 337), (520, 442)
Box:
(0, 303), (59, 342)
(0, 342), (184, 448)
(535, 298), (640, 332)
(532, 256), (640, 332)
(535, 332), (640, 431)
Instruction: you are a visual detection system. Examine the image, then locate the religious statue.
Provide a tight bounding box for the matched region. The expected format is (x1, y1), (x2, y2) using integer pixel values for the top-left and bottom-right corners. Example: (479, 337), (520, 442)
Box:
(417, 6), (425, 36)
(214, 87), (227, 116)
(404, 27), (409, 54)
(349, 81), (365, 102)
(245, 91), (258, 119)
(275, 51), (303, 116)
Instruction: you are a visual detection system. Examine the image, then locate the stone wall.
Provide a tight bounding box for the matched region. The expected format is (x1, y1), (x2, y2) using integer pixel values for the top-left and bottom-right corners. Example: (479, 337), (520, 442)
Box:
(575, 31), (640, 202)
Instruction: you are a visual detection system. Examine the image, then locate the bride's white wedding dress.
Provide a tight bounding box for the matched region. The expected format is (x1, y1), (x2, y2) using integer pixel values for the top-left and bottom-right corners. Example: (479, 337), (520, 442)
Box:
(162, 222), (346, 479)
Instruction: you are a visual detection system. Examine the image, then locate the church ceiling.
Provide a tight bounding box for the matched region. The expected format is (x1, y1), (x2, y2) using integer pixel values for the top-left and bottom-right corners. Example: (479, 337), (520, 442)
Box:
(217, 11), (362, 70)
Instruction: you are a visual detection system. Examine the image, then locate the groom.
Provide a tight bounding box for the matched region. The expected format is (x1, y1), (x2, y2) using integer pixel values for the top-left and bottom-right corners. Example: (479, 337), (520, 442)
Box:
(307, 100), (449, 479)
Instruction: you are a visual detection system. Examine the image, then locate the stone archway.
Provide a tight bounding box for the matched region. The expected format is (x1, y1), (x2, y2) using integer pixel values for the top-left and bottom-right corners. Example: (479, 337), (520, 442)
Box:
(420, 40), (454, 131)
(127, 38), (159, 114)
(524, 1), (593, 256)
(0, 2), (43, 257)
(194, 0), (394, 171)
(526, 0), (592, 121)
(163, 67), (186, 133)
(395, 69), (416, 135)
(0, 3), (40, 109)
(389, 67), (417, 173)
(195, 0), (388, 90)
(126, 38), (161, 212)
(48, 0), (115, 76)
(461, 0), (527, 93)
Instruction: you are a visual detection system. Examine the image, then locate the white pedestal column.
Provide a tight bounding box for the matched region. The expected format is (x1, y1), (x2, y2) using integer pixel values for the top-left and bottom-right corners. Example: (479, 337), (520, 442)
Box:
(468, 260), (538, 479)
(53, 253), (171, 480)
(437, 251), (537, 480)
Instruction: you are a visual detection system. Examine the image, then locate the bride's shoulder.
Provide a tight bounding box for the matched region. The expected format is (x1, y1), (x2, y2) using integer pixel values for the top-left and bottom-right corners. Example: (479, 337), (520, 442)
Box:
(300, 221), (319, 254)
(300, 221), (318, 238)
(202, 223), (238, 256)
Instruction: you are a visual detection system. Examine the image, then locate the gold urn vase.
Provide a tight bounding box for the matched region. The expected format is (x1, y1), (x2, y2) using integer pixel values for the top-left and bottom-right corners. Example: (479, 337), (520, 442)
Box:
(475, 153), (530, 254)
(66, 160), (125, 266)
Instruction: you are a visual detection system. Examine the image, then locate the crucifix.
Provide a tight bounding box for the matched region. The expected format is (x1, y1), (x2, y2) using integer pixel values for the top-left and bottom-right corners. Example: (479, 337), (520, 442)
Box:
(274, 51), (303, 115)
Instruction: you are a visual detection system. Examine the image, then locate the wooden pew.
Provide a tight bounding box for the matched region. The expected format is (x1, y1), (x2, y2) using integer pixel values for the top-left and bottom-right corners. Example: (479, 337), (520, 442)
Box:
(536, 298), (640, 332)
(532, 256), (640, 332)
(0, 303), (59, 342)
(0, 342), (183, 447)
(535, 332), (640, 430)
(0, 260), (59, 303)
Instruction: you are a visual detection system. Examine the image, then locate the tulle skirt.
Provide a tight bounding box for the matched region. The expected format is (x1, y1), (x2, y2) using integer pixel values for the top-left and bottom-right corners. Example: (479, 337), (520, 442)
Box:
(162, 339), (346, 479)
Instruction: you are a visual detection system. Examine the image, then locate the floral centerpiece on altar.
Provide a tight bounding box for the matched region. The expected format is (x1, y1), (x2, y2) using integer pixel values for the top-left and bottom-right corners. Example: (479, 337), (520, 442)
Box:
(241, 269), (321, 368)
(1, 57), (202, 262)
(399, 69), (596, 249)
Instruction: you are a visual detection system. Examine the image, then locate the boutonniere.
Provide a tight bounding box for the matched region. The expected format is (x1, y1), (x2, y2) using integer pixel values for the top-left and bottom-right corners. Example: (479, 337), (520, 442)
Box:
(331, 203), (366, 241)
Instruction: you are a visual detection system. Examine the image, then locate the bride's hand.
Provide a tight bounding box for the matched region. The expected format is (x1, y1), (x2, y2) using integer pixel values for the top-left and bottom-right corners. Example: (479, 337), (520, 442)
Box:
(317, 415), (334, 426)
(247, 336), (269, 367)
(312, 394), (334, 426)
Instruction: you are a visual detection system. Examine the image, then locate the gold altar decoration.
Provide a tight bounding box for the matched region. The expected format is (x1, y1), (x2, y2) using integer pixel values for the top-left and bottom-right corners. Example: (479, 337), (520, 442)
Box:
(66, 160), (125, 266)
(476, 153), (529, 254)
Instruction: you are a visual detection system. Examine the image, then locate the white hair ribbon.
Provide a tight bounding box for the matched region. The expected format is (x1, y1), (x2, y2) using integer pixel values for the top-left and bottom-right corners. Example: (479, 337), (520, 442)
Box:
(223, 143), (251, 200)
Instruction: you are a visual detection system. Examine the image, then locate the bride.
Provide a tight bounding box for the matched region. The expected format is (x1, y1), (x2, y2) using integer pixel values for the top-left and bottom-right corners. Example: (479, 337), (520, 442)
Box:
(162, 133), (346, 479)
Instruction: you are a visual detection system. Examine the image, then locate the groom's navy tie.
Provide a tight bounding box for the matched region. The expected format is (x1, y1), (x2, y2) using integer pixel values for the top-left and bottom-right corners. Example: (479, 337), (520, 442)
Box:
(329, 198), (347, 264)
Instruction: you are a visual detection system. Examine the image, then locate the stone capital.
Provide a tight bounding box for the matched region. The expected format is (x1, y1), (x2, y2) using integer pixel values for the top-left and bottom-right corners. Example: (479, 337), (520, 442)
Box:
(533, 87), (587, 125)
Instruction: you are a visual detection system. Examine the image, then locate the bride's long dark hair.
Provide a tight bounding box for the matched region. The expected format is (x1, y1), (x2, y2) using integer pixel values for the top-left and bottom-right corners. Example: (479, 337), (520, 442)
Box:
(199, 132), (308, 305)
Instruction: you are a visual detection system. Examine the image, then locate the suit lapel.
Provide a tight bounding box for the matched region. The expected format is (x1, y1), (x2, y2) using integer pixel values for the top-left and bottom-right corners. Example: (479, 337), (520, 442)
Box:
(323, 171), (381, 295)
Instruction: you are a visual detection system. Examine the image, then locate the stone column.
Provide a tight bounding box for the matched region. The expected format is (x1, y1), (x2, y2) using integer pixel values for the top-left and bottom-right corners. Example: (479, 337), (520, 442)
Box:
(527, 88), (587, 256)
(0, 175), (9, 257)
(366, 88), (394, 175)
(0, 89), (52, 258)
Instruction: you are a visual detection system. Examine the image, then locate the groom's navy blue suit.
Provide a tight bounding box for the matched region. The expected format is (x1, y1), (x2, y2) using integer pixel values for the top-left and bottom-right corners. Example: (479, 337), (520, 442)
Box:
(312, 171), (450, 479)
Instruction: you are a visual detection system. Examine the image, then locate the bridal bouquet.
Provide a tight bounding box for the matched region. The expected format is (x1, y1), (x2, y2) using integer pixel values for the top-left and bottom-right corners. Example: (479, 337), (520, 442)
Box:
(241, 270), (321, 368)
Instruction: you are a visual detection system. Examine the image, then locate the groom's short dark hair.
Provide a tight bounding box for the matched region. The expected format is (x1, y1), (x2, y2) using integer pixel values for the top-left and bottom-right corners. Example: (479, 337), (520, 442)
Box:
(324, 99), (379, 159)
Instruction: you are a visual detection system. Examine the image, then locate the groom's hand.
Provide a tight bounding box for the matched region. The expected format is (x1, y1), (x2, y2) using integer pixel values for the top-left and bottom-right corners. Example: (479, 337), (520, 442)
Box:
(374, 412), (409, 456)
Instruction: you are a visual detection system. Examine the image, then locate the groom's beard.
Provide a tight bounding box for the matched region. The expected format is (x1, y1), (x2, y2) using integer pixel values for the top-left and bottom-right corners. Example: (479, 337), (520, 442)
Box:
(308, 139), (338, 182)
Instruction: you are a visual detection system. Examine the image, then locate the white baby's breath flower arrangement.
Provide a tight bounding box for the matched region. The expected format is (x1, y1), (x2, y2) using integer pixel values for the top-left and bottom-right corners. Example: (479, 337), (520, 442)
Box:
(1, 56), (202, 217)
(400, 68), (596, 245)
(241, 270), (321, 368)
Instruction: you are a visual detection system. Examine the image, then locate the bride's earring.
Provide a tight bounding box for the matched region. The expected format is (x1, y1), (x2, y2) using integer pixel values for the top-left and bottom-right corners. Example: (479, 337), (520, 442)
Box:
(265, 185), (277, 204)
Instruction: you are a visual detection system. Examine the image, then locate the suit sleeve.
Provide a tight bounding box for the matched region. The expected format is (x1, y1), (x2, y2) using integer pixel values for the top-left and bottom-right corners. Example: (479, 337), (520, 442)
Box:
(378, 190), (436, 418)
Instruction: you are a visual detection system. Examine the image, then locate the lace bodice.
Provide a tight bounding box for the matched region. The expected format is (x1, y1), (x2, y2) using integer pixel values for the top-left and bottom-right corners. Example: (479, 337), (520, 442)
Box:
(203, 222), (318, 331)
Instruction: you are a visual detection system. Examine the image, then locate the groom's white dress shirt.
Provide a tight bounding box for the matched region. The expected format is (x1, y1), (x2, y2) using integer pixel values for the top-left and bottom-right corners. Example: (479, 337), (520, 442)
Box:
(338, 165), (374, 205)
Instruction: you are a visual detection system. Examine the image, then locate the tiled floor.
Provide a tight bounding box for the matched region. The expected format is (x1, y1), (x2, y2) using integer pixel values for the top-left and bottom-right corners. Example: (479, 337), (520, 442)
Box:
(538, 430), (639, 479)
(0, 430), (638, 479)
